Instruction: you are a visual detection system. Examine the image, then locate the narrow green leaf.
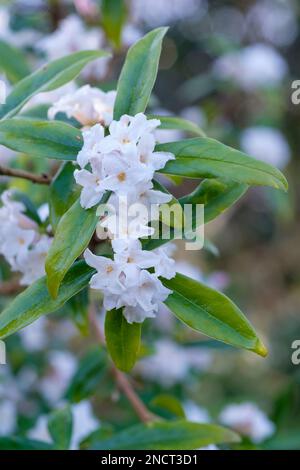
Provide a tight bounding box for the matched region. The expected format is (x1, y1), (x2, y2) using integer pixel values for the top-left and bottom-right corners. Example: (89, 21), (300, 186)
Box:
(0, 119), (82, 160)
(46, 193), (110, 299)
(0, 50), (110, 119)
(0, 261), (95, 339)
(102, 0), (127, 49)
(114, 27), (168, 119)
(0, 40), (31, 83)
(48, 406), (73, 450)
(148, 114), (206, 137)
(66, 348), (107, 403)
(0, 437), (54, 450)
(50, 162), (80, 230)
(105, 309), (141, 372)
(91, 420), (240, 450)
(163, 273), (268, 357)
(157, 138), (288, 191)
(150, 394), (186, 419)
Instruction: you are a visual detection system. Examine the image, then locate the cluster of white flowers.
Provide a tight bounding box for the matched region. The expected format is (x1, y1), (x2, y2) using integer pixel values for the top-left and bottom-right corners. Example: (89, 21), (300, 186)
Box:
(219, 402), (275, 443)
(37, 15), (109, 80)
(48, 85), (116, 127)
(213, 43), (287, 90)
(76, 113), (177, 323)
(0, 191), (52, 285)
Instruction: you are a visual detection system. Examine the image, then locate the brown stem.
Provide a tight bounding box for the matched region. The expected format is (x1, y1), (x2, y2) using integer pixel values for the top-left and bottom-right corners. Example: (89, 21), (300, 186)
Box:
(0, 166), (52, 185)
(89, 306), (155, 424)
(0, 278), (23, 295)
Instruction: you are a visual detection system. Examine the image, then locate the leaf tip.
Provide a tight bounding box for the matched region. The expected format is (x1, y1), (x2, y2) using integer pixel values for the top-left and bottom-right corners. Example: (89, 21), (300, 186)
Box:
(254, 339), (268, 358)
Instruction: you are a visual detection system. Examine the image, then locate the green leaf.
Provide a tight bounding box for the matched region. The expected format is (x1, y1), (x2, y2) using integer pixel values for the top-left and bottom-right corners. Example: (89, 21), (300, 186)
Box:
(46, 192), (110, 299)
(148, 114), (206, 137)
(102, 0), (127, 49)
(163, 273), (268, 357)
(0, 437), (54, 450)
(50, 162), (80, 230)
(0, 261), (95, 339)
(180, 179), (248, 224)
(150, 394), (186, 419)
(66, 347), (107, 403)
(90, 420), (240, 450)
(0, 40), (31, 83)
(157, 138), (288, 191)
(105, 309), (141, 372)
(0, 119), (82, 160)
(0, 50), (110, 120)
(48, 406), (73, 450)
(114, 27), (168, 119)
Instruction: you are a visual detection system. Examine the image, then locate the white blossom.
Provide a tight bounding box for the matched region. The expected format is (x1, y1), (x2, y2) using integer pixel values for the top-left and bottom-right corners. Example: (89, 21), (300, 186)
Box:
(219, 402), (275, 443)
(137, 339), (212, 386)
(37, 15), (109, 80)
(213, 44), (287, 90)
(240, 126), (291, 170)
(48, 85), (116, 127)
(0, 400), (17, 436)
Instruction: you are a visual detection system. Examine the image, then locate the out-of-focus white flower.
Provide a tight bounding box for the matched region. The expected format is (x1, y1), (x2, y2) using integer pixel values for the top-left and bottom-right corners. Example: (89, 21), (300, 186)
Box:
(0, 79), (6, 104)
(219, 402), (275, 443)
(24, 82), (77, 111)
(176, 261), (229, 291)
(184, 401), (211, 423)
(48, 85), (116, 127)
(28, 401), (99, 449)
(0, 7), (39, 47)
(213, 44), (288, 90)
(20, 317), (48, 352)
(0, 400), (17, 436)
(71, 401), (99, 449)
(132, 0), (203, 27)
(39, 351), (77, 405)
(37, 15), (109, 80)
(181, 106), (206, 128)
(247, 0), (298, 47)
(240, 126), (291, 170)
(137, 339), (212, 386)
(0, 191), (52, 284)
(122, 24), (143, 47)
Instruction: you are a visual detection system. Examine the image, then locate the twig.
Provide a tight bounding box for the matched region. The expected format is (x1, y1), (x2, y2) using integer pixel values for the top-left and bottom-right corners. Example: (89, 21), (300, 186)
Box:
(89, 306), (155, 424)
(0, 278), (23, 295)
(0, 165), (52, 185)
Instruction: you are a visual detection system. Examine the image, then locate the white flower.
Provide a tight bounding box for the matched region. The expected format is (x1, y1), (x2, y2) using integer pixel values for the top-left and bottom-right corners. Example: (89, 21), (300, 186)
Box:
(74, 160), (105, 210)
(77, 124), (105, 169)
(37, 15), (109, 80)
(0, 400), (17, 436)
(84, 248), (124, 294)
(48, 85), (116, 127)
(0, 225), (36, 267)
(213, 44), (287, 90)
(184, 401), (211, 423)
(240, 126), (290, 170)
(153, 244), (176, 279)
(17, 235), (52, 285)
(39, 351), (77, 405)
(219, 402), (275, 443)
(70, 401), (99, 450)
(20, 317), (48, 352)
(0, 79), (6, 104)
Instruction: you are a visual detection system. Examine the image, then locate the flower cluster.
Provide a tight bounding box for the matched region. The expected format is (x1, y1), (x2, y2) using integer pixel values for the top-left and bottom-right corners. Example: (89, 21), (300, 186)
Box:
(48, 85), (116, 127)
(76, 113), (177, 323)
(0, 191), (52, 285)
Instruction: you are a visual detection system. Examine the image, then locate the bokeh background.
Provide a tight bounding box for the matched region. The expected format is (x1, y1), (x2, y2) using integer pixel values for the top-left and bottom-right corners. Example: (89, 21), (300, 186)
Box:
(0, 0), (300, 450)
